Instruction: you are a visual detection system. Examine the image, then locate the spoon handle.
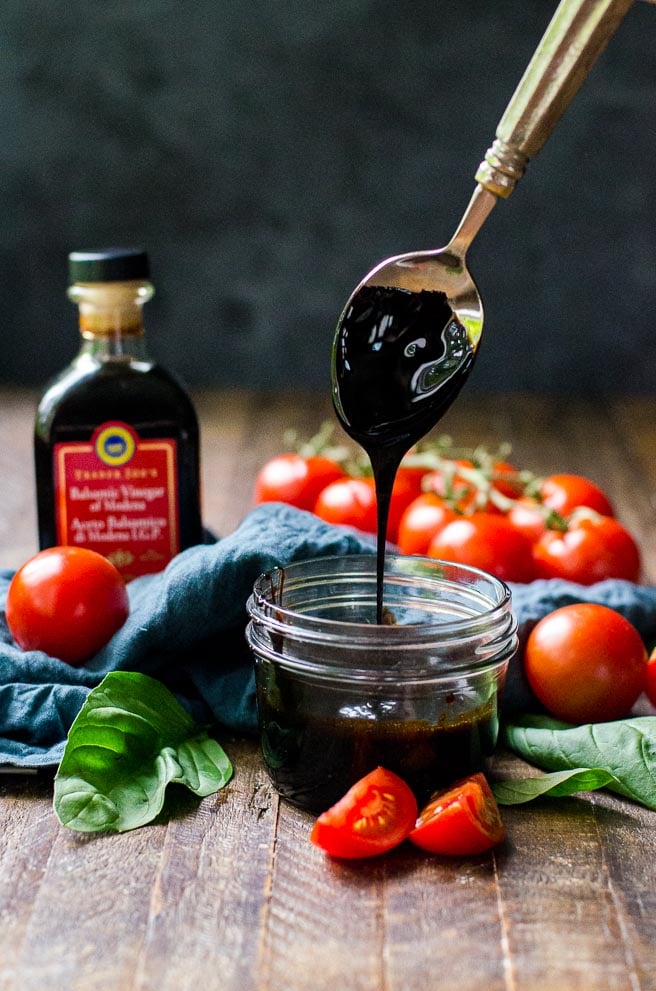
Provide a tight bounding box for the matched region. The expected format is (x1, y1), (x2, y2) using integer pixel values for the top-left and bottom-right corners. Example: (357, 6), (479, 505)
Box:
(475, 0), (634, 198)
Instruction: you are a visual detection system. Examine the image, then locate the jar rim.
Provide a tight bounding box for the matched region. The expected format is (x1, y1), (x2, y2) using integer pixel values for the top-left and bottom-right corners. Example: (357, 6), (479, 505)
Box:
(246, 553), (517, 677)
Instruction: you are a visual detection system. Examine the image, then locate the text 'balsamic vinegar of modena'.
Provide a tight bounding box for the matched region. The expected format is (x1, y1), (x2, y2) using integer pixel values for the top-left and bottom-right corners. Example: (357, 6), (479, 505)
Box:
(34, 248), (203, 581)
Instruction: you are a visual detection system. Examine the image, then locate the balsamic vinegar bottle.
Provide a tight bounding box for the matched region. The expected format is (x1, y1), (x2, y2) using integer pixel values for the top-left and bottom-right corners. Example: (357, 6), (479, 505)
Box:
(34, 248), (203, 580)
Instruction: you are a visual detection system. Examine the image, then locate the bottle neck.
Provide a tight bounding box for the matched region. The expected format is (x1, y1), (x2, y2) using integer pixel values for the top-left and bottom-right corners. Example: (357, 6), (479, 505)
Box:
(68, 279), (154, 360)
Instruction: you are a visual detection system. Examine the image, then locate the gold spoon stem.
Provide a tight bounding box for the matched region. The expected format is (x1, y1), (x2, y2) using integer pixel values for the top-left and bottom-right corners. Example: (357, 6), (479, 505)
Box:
(447, 187), (499, 260)
(476, 0), (635, 199)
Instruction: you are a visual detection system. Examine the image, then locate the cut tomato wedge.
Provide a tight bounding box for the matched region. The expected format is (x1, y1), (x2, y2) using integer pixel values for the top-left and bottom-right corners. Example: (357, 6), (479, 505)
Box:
(409, 773), (505, 856)
(310, 767), (418, 859)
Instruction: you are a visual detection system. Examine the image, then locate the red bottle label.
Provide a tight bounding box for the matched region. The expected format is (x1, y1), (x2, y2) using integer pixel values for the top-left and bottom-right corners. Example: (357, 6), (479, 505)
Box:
(53, 421), (180, 580)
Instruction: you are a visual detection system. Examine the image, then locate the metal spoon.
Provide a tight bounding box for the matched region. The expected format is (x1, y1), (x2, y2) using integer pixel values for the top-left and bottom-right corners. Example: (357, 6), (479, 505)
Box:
(333, 0), (635, 360)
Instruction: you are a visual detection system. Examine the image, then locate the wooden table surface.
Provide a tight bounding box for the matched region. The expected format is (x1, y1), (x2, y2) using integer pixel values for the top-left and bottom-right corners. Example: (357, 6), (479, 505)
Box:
(1, 387), (656, 991)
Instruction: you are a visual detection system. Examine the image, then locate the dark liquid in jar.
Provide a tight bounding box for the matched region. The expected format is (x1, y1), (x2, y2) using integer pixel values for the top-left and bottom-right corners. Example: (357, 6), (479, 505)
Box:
(34, 358), (203, 567)
(258, 665), (498, 812)
(332, 284), (475, 620)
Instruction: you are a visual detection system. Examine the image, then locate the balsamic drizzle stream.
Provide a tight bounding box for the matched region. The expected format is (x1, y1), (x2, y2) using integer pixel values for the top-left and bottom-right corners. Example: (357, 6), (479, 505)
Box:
(332, 284), (476, 622)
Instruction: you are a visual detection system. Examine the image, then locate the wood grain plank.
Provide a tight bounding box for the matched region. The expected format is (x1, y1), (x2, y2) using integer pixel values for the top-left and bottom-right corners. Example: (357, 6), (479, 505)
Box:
(453, 395), (656, 582)
(547, 399), (656, 584)
(589, 789), (656, 990)
(258, 800), (386, 991)
(131, 740), (277, 991)
(609, 397), (656, 583)
(259, 799), (509, 991)
(196, 389), (259, 538)
(495, 798), (643, 991)
(382, 851), (508, 991)
(1, 794), (167, 990)
(0, 742), (275, 991)
(0, 776), (59, 988)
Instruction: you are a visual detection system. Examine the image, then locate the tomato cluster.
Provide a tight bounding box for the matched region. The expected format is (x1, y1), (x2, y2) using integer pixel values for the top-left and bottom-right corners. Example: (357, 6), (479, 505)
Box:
(397, 463), (640, 585)
(254, 431), (641, 586)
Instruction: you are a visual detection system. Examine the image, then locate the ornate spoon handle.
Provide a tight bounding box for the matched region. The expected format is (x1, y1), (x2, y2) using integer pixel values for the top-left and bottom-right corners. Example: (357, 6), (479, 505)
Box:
(476, 0), (634, 198)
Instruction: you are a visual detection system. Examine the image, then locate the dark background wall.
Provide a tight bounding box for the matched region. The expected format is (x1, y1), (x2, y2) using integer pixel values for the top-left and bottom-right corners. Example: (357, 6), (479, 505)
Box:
(2, 0), (655, 396)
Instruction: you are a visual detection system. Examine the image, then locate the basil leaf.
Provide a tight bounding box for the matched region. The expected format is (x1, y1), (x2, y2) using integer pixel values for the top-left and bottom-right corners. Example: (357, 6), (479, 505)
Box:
(53, 671), (233, 833)
(492, 767), (617, 805)
(504, 715), (656, 810)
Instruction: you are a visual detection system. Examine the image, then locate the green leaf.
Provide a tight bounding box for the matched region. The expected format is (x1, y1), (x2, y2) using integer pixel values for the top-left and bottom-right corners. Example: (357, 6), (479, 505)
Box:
(53, 672), (233, 833)
(492, 767), (617, 805)
(503, 715), (656, 810)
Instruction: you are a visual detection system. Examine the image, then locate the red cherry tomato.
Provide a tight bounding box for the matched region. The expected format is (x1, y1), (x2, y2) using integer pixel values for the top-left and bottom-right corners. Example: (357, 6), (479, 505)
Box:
(540, 473), (614, 518)
(532, 514), (640, 585)
(409, 773), (505, 856)
(394, 464), (428, 502)
(428, 513), (535, 583)
(507, 497), (549, 545)
(645, 647), (656, 709)
(524, 603), (647, 723)
(491, 460), (524, 500)
(359, 467), (427, 543)
(313, 477), (378, 534)
(397, 493), (458, 556)
(388, 465), (429, 540)
(6, 547), (129, 666)
(254, 453), (345, 511)
(310, 767), (418, 859)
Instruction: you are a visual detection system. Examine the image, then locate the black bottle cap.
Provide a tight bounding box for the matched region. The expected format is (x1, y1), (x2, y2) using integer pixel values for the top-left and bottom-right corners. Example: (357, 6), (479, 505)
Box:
(68, 248), (150, 283)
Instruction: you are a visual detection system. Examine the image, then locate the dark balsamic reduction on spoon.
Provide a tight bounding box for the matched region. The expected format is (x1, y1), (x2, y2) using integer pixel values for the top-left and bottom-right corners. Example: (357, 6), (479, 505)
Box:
(332, 285), (476, 621)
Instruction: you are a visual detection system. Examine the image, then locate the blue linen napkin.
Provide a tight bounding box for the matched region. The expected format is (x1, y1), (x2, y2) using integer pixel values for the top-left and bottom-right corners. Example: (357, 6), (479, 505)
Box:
(0, 503), (376, 770)
(2, 501), (656, 770)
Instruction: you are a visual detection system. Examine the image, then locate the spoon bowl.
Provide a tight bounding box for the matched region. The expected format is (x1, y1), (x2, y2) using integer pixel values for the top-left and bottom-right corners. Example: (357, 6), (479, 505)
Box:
(360, 250), (482, 343)
(330, 183), (498, 465)
(351, 185), (498, 358)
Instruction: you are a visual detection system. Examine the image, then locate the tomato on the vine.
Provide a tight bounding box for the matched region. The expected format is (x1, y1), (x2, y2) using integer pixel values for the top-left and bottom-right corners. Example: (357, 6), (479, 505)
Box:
(313, 477), (378, 534)
(507, 497), (549, 545)
(6, 546), (129, 666)
(540, 473), (614, 518)
(394, 464), (428, 504)
(397, 493), (457, 556)
(254, 453), (345, 511)
(423, 459), (475, 504)
(310, 767), (418, 859)
(524, 603), (647, 723)
(361, 466), (427, 543)
(532, 513), (640, 585)
(253, 435), (642, 597)
(424, 458), (520, 513)
(428, 513), (535, 583)
(491, 460), (524, 500)
(409, 773), (505, 855)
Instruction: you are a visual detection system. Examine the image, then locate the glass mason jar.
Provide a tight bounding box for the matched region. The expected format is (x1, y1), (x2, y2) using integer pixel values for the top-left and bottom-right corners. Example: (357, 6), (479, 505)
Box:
(246, 553), (518, 812)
